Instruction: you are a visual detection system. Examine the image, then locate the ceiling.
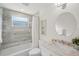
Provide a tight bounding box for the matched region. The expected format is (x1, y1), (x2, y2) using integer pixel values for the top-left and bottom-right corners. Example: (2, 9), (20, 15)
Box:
(0, 3), (79, 15)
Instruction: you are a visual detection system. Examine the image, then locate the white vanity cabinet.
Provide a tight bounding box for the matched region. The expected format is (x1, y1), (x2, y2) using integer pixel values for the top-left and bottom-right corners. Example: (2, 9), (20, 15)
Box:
(39, 40), (79, 56)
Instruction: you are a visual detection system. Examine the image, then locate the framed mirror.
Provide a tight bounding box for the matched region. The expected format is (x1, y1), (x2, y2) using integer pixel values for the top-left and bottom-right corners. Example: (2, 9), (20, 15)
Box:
(55, 12), (77, 36)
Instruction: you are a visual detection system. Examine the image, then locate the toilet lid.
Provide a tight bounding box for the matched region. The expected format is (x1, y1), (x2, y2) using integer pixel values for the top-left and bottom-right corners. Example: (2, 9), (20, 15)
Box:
(29, 48), (40, 54)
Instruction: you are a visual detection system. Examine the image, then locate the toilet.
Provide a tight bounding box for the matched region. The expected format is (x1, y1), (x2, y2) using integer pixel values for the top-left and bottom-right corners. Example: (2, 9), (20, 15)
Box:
(29, 48), (41, 56)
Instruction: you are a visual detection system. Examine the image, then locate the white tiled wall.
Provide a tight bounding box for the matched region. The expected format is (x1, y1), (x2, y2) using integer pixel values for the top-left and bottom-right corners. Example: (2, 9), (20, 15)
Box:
(1, 8), (32, 50)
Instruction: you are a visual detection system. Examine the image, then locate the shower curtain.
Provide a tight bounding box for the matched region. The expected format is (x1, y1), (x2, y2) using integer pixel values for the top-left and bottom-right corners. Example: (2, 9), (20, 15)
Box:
(0, 8), (2, 46)
(32, 15), (40, 48)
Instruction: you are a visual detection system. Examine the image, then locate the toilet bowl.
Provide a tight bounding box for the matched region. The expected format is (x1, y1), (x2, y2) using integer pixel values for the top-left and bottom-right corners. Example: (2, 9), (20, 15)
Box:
(29, 48), (41, 56)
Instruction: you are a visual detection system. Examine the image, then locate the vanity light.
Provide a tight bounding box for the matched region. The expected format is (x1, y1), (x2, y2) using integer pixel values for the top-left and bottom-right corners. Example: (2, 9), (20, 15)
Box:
(55, 3), (67, 9)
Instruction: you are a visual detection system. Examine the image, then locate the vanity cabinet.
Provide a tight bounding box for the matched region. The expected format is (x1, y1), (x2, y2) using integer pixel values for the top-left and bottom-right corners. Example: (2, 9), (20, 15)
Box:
(39, 40), (79, 56)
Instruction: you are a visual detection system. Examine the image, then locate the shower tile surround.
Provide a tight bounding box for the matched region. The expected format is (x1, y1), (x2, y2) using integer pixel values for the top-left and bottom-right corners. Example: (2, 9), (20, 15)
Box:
(1, 8), (32, 50)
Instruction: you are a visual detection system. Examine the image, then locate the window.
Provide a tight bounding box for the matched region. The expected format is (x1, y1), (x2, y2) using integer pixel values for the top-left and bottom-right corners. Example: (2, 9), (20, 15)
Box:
(12, 16), (28, 28)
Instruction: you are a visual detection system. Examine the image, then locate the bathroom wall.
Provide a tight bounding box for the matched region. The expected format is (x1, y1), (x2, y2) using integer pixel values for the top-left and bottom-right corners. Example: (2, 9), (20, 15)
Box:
(42, 3), (79, 42)
(3, 9), (32, 43)
(1, 8), (33, 50)
(2, 9), (13, 44)
(39, 4), (79, 56)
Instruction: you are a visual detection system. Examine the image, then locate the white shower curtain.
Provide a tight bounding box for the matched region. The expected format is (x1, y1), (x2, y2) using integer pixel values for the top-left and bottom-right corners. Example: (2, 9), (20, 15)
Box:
(32, 15), (40, 48)
(0, 8), (3, 48)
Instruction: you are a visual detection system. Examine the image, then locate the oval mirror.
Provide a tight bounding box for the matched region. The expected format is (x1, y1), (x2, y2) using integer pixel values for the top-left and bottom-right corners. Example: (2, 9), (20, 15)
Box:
(55, 12), (77, 36)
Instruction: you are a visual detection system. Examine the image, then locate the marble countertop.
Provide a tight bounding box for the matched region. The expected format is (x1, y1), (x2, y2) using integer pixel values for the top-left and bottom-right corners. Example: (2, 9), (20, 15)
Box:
(39, 39), (79, 56)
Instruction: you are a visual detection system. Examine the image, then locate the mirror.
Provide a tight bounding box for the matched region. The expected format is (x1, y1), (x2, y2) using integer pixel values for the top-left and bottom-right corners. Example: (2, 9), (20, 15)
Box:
(55, 12), (77, 36)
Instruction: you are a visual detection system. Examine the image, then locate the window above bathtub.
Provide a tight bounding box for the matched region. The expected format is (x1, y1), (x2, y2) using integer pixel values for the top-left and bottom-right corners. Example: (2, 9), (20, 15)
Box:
(12, 16), (28, 28)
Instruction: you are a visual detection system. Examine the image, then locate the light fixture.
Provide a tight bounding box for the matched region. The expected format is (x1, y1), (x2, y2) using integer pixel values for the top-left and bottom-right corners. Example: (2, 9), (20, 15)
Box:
(55, 3), (67, 9)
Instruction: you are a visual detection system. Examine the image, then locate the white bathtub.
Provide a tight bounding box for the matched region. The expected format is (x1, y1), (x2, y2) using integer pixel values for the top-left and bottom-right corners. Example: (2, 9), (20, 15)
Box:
(10, 48), (31, 56)
(0, 43), (31, 56)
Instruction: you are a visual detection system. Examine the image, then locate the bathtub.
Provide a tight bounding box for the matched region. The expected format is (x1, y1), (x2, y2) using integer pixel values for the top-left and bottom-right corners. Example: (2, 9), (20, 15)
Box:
(0, 43), (32, 56)
(10, 48), (31, 56)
